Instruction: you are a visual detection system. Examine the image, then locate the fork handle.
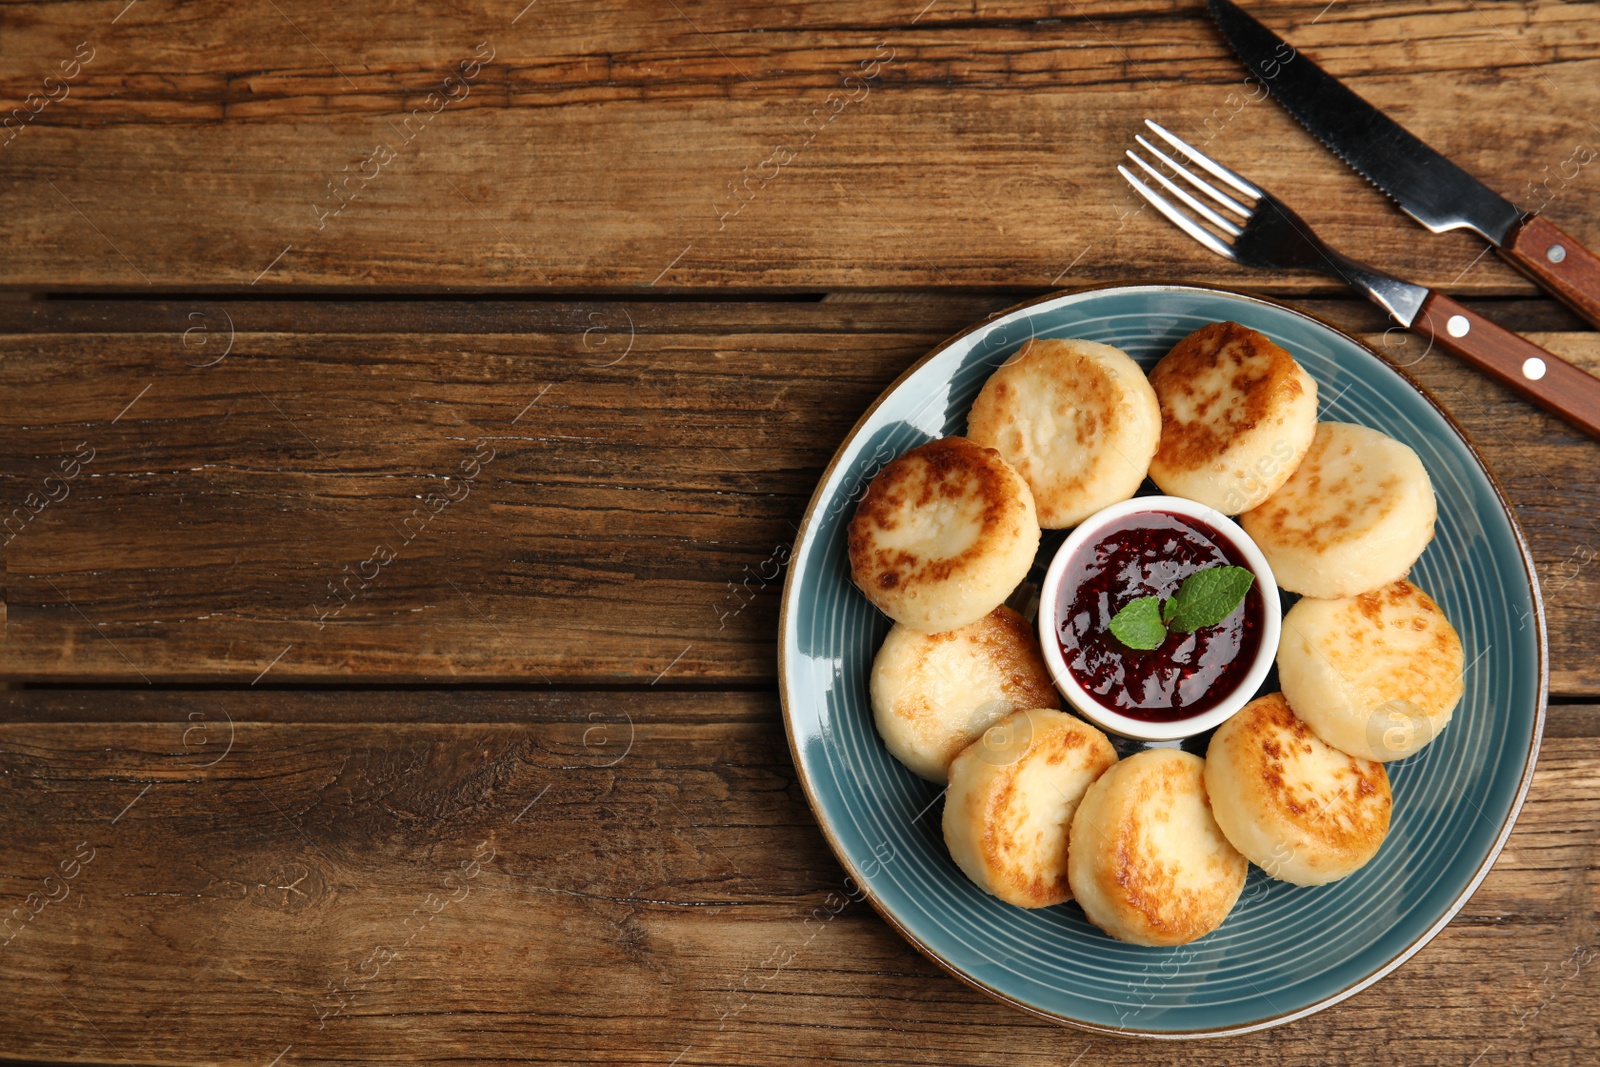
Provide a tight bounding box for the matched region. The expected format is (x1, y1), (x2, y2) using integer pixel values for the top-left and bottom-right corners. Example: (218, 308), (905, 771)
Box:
(1501, 217), (1600, 330)
(1413, 292), (1600, 441)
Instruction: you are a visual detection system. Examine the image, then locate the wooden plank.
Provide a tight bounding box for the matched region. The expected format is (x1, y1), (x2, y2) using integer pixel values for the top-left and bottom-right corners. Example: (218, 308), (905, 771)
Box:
(0, 689), (1593, 1066)
(0, 1), (1597, 291)
(2, 298), (1597, 691)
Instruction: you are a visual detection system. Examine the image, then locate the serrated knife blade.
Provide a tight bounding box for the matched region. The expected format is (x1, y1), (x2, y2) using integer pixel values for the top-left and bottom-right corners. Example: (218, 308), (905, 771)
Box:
(1207, 0), (1600, 329)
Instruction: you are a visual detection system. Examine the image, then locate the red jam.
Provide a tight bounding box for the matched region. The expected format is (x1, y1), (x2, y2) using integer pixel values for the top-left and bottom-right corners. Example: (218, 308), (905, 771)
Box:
(1056, 510), (1264, 722)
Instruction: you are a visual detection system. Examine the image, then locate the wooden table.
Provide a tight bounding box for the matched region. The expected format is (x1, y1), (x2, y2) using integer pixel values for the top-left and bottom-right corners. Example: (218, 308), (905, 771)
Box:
(2, 1), (1596, 1063)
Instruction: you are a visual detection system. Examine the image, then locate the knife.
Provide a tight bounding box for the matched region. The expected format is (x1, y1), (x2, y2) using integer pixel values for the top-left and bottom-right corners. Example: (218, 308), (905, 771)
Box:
(1207, 0), (1600, 330)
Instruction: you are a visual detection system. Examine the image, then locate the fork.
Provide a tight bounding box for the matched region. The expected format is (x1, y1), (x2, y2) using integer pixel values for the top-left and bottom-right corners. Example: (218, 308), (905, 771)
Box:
(1120, 120), (1600, 442)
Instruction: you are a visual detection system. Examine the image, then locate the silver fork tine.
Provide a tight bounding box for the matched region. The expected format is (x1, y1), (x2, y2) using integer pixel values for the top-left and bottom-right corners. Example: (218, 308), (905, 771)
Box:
(1144, 120), (1264, 201)
(1117, 164), (1239, 262)
(1134, 134), (1253, 219)
(1125, 151), (1243, 237)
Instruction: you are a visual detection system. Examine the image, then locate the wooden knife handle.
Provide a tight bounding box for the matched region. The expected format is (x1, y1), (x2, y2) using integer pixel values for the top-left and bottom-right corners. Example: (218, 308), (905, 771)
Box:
(1502, 216), (1600, 329)
(1414, 292), (1600, 441)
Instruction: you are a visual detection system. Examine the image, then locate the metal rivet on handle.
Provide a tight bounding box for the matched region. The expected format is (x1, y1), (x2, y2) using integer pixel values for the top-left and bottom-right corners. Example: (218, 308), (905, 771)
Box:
(1547, 244), (1567, 264)
(1446, 315), (1470, 338)
(1522, 357), (1547, 381)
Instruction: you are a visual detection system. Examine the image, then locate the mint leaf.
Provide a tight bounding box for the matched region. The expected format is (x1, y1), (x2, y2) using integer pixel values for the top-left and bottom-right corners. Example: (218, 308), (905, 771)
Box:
(1161, 596), (1178, 624)
(1165, 566), (1255, 633)
(1108, 596), (1166, 650)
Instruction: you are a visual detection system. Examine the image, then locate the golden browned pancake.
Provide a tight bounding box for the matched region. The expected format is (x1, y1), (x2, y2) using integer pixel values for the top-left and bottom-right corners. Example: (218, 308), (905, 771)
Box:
(1205, 692), (1392, 885)
(1067, 749), (1246, 946)
(967, 338), (1161, 528)
(1277, 579), (1464, 762)
(942, 709), (1118, 907)
(847, 436), (1039, 632)
(871, 606), (1061, 782)
(1147, 322), (1319, 514)
(1239, 422), (1436, 598)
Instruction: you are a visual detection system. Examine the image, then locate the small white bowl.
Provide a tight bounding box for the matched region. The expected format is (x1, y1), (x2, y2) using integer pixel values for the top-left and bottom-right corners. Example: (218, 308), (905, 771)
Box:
(1036, 495), (1281, 742)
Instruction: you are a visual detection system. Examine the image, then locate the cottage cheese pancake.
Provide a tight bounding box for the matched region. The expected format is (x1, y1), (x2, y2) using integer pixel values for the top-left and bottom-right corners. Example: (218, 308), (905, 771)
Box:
(1278, 579), (1464, 762)
(1067, 749), (1247, 945)
(1240, 422), (1436, 598)
(943, 709), (1117, 907)
(848, 436), (1040, 632)
(871, 606), (1060, 782)
(968, 339), (1161, 529)
(1147, 322), (1318, 514)
(1206, 692), (1392, 885)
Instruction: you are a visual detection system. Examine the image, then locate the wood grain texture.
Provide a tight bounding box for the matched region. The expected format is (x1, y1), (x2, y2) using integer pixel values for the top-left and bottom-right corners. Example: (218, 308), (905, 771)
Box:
(4, 7), (1597, 1067)
(0, 0), (1598, 292)
(2, 297), (1597, 693)
(0, 689), (1594, 1066)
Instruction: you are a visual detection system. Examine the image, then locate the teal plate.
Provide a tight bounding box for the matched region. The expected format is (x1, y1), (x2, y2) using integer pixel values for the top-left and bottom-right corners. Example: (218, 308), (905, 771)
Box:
(778, 284), (1547, 1038)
